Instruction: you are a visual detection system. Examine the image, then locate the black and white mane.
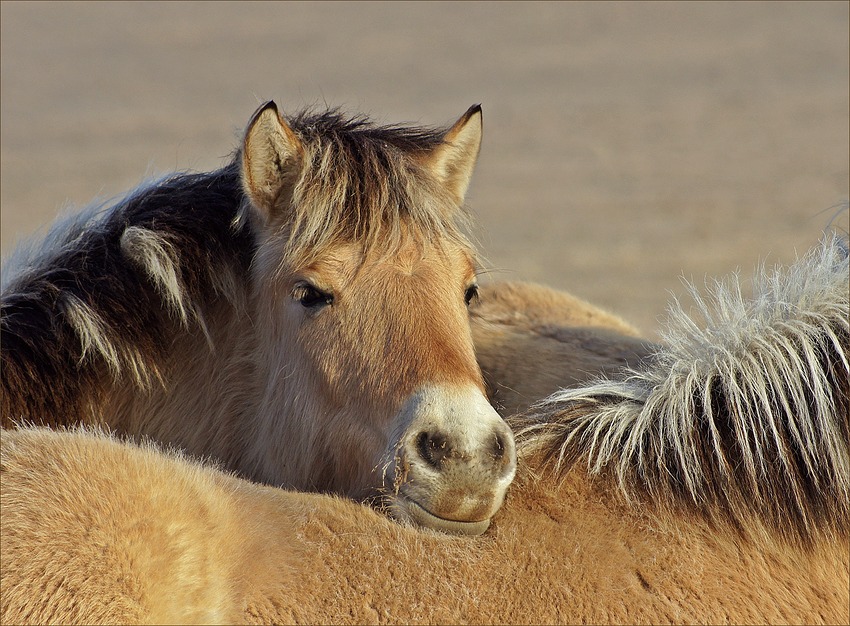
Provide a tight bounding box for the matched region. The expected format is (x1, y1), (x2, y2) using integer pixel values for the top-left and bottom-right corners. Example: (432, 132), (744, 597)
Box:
(515, 233), (850, 544)
(1, 163), (252, 424)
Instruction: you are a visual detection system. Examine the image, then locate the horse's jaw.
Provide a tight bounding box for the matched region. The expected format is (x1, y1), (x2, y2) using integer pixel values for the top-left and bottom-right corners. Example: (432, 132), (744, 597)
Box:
(381, 384), (517, 536)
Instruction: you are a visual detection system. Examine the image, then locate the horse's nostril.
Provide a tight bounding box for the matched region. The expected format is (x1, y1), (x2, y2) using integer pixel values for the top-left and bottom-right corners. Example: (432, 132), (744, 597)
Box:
(491, 433), (506, 461)
(416, 430), (451, 469)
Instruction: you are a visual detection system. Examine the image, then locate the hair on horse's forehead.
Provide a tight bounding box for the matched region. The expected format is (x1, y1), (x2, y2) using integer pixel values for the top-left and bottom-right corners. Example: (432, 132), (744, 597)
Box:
(286, 109), (447, 150)
(253, 109), (477, 269)
(296, 236), (477, 283)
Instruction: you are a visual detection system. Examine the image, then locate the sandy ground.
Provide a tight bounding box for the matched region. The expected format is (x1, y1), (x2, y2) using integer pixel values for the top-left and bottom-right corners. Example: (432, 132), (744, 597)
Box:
(1, 2), (847, 336)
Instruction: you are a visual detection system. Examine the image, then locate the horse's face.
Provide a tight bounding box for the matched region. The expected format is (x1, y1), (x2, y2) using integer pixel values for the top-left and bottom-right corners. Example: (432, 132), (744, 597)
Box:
(241, 103), (516, 535)
(275, 239), (514, 533)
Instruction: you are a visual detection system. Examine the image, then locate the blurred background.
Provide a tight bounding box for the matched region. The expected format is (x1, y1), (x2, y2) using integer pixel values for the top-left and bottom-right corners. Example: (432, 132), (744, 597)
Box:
(2, 1), (847, 335)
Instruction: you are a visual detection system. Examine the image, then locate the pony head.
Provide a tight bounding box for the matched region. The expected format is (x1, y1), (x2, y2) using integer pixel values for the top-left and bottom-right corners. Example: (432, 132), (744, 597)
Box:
(239, 102), (515, 535)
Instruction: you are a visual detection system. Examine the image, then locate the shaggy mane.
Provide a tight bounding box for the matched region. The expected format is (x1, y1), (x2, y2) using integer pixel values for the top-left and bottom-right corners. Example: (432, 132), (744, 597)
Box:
(0, 164), (251, 424)
(513, 234), (850, 544)
(239, 108), (476, 269)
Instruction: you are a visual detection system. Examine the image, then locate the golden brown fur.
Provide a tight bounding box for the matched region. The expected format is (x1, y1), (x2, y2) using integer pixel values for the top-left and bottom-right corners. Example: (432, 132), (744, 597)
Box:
(1, 103), (518, 535)
(471, 280), (657, 415)
(3, 426), (846, 624)
(1, 428), (300, 624)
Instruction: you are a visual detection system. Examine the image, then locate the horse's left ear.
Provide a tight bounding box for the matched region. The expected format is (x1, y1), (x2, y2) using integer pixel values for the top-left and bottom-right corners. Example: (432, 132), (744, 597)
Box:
(420, 105), (483, 204)
(241, 101), (304, 221)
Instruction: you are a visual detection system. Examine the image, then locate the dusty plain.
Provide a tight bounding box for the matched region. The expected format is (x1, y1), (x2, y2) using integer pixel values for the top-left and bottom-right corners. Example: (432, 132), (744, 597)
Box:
(2, 2), (848, 336)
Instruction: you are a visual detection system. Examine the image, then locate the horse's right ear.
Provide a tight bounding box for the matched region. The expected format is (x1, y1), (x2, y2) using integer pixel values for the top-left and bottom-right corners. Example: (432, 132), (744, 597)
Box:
(241, 101), (303, 221)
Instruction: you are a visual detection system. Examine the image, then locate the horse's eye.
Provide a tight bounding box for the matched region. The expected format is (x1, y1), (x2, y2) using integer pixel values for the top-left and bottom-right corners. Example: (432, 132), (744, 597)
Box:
(293, 283), (334, 309)
(464, 283), (479, 306)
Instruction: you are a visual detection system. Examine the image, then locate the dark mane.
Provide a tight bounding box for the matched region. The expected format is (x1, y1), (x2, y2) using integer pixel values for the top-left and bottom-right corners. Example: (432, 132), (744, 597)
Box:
(1, 164), (252, 425)
(512, 234), (850, 546)
(287, 108), (447, 153)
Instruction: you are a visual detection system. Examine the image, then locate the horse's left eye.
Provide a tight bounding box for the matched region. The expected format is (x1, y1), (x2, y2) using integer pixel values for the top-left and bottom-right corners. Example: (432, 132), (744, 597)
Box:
(464, 284), (479, 306)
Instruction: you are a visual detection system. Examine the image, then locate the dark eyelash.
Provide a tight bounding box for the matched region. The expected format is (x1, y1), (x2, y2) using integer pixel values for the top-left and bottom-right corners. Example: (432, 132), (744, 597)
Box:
(293, 283), (334, 309)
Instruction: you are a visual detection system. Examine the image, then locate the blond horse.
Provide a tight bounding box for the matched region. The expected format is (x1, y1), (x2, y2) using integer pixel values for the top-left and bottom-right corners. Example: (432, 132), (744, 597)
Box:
(1, 103), (516, 534)
(2, 235), (847, 624)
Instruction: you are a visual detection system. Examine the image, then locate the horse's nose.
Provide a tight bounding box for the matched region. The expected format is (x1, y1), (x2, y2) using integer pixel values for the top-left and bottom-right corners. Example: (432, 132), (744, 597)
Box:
(414, 422), (515, 478)
(389, 384), (517, 534)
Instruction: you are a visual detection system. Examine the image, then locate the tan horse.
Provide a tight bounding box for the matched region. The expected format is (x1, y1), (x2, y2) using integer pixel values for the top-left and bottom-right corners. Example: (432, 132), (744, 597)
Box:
(0, 103), (516, 534)
(470, 280), (655, 415)
(2, 235), (847, 624)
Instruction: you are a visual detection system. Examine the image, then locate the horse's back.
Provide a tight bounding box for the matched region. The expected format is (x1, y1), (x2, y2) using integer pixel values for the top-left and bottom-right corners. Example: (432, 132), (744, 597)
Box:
(471, 281), (657, 415)
(2, 427), (847, 624)
(0, 427), (299, 625)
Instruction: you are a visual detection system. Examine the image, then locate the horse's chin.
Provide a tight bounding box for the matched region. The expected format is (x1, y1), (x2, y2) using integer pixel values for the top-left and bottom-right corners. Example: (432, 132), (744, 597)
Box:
(391, 494), (492, 536)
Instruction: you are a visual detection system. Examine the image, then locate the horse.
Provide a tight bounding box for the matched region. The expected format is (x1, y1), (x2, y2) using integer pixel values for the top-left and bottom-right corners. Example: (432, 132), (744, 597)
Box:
(2, 234), (847, 624)
(0, 102), (519, 535)
(469, 279), (655, 416)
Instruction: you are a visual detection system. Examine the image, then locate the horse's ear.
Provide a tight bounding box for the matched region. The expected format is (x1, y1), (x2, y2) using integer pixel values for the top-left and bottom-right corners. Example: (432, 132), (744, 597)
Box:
(241, 101), (303, 220)
(419, 104), (483, 204)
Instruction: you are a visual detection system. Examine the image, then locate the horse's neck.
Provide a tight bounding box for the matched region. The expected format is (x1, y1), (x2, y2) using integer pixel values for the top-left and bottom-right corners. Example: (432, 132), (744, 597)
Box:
(0, 285), (258, 466)
(99, 300), (259, 468)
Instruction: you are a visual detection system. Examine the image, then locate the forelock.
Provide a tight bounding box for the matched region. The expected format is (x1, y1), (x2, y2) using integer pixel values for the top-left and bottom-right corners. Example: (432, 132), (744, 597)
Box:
(257, 109), (477, 269)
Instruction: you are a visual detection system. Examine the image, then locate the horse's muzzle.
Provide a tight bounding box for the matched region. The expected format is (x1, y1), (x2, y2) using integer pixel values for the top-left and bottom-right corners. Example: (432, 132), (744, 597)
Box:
(385, 384), (517, 535)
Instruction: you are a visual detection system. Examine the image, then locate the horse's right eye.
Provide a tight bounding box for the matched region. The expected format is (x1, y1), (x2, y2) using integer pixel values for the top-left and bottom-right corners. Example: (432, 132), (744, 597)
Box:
(293, 283), (334, 309)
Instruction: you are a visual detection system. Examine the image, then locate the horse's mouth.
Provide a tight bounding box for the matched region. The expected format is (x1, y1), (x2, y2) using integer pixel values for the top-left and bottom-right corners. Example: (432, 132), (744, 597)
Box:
(395, 494), (492, 536)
